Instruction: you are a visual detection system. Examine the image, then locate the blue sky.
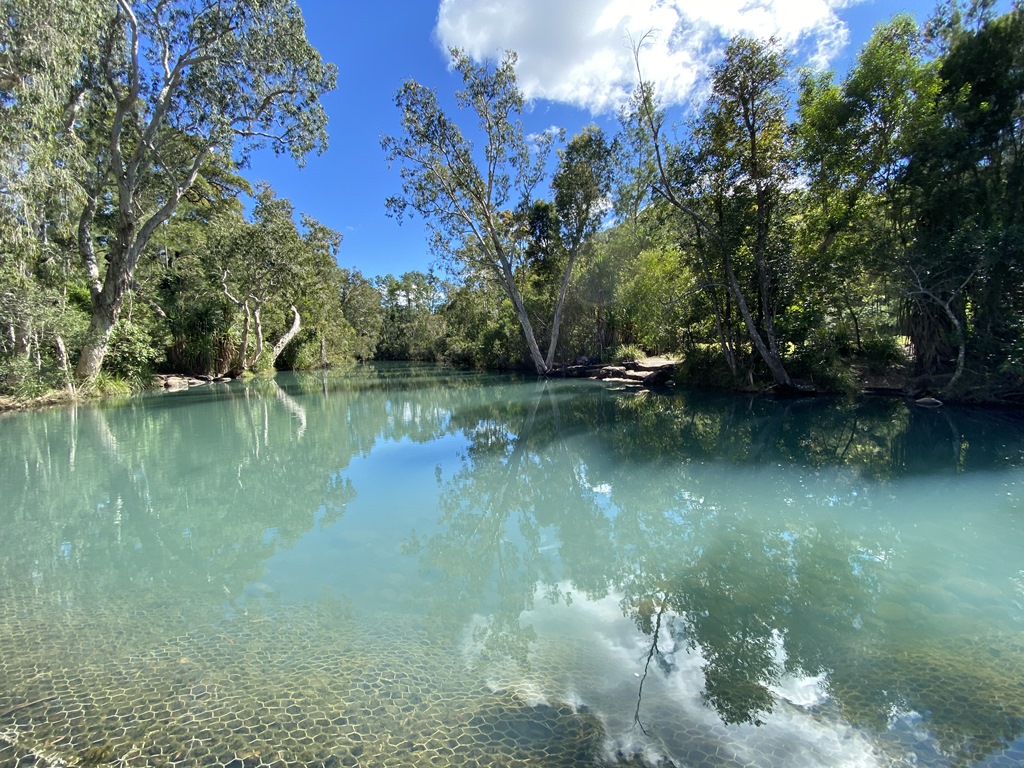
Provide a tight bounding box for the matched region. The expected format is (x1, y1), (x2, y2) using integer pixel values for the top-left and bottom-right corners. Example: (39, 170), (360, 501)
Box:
(243, 0), (958, 281)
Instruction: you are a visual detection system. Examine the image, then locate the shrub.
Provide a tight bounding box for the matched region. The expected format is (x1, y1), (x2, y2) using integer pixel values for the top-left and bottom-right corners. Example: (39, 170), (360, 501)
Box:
(673, 346), (741, 389)
(105, 320), (162, 383)
(0, 355), (56, 399)
(79, 370), (136, 398)
(788, 340), (858, 394)
(859, 332), (907, 373)
(608, 343), (646, 364)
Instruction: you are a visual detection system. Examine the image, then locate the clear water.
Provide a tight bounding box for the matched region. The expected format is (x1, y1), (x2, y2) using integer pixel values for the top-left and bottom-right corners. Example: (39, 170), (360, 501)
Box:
(1, 364), (1023, 768)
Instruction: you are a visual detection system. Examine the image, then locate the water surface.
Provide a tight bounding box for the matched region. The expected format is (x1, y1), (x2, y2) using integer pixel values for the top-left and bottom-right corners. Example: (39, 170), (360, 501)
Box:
(1, 364), (1023, 767)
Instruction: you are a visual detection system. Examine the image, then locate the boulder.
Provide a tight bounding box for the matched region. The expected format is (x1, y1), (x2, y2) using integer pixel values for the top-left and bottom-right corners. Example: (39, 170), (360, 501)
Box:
(632, 357), (677, 371)
(642, 366), (674, 386)
(597, 366), (627, 379)
(600, 377), (644, 387)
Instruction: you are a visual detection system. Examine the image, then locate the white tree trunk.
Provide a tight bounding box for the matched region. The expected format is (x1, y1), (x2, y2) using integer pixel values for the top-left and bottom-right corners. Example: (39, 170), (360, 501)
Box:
(269, 306), (301, 368)
(544, 251), (577, 370)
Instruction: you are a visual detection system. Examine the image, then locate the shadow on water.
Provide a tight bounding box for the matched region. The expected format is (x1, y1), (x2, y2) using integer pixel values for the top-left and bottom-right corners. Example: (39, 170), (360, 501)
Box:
(1, 365), (1024, 767)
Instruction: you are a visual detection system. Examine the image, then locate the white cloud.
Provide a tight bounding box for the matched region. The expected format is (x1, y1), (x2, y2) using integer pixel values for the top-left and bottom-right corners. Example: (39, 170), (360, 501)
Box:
(435, 0), (857, 114)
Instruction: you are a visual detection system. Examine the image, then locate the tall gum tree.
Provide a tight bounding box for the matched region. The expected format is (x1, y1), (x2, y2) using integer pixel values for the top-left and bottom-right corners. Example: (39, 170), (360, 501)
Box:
(382, 49), (602, 375)
(544, 125), (614, 368)
(73, 0), (335, 381)
(211, 185), (321, 374)
(632, 36), (797, 389)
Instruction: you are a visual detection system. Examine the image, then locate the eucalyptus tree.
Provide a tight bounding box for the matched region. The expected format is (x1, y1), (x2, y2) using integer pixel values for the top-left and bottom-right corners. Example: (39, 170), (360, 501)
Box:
(383, 49), (610, 374)
(382, 49), (548, 372)
(72, 0), (336, 381)
(542, 125), (615, 367)
(632, 37), (798, 388)
(212, 186), (312, 373)
(0, 0), (109, 236)
(337, 267), (384, 361)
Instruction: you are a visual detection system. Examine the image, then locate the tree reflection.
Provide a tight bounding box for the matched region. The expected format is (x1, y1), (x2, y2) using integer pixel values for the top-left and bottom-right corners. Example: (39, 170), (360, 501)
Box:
(415, 382), (1024, 761)
(0, 365), (489, 614)
(404, 382), (562, 666)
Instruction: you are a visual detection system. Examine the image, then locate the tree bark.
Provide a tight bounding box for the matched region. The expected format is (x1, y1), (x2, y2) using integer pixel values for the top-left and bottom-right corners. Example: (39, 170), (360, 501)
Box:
(496, 263), (548, 374)
(511, 291), (548, 374)
(723, 249), (793, 388)
(908, 267), (972, 394)
(252, 306), (264, 366)
(75, 308), (116, 380)
(75, 233), (134, 380)
(544, 250), (577, 369)
(236, 302), (252, 372)
(54, 335), (75, 396)
(269, 306), (301, 367)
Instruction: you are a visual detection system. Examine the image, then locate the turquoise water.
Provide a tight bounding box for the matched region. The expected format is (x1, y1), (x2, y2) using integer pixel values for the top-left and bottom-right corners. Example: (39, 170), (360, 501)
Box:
(1, 364), (1023, 767)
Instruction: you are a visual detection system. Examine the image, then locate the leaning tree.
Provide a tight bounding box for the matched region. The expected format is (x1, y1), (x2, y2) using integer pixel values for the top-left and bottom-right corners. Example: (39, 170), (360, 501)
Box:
(382, 49), (611, 374)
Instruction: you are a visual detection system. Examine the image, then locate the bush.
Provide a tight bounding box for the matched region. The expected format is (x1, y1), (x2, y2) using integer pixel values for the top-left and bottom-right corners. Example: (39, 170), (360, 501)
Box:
(79, 370), (136, 398)
(0, 355), (57, 399)
(105, 320), (162, 383)
(859, 332), (907, 373)
(788, 340), (858, 394)
(608, 343), (647, 364)
(673, 346), (741, 389)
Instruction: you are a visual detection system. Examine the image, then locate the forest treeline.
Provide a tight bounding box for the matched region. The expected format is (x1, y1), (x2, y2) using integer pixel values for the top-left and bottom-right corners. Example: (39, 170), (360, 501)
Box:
(2, 1), (1022, 402)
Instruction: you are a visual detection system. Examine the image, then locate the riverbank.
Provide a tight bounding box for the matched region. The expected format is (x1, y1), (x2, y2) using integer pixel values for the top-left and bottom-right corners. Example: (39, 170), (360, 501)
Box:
(0, 372), (239, 415)
(1, 359), (1018, 414)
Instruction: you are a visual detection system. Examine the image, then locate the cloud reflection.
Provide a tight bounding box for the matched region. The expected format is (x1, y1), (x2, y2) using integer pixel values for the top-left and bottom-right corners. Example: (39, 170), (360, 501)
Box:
(466, 585), (896, 767)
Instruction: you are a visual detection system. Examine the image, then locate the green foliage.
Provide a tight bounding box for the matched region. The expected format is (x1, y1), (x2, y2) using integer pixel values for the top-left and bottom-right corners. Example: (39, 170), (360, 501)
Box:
(78, 370), (136, 398)
(608, 344), (647, 364)
(280, 322), (357, 371)
(383, 52), (613, 373)
(0, 355), (61, 400)
(382, 48), (552, 372)
(3, 5), (1023, 401)
(672, 346), (743, 389)
(165, 298), (237, 377)
(64, 0), (336, 379)
(788, 336), (859, 394)
(628, 34), (799, 387)
(438, 283), (528, 370)
(207, 186), (352, 374)
(376, 271), (447, 362)
(103, 320), (163, 383)
(860, 333), (907, 373)
(612, 246), (690, 354)
(338, 268), (383, 361)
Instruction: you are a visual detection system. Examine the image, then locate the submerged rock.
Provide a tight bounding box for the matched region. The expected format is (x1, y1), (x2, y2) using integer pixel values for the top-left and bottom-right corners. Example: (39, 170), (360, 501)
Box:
(162, 375), (189, 391)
